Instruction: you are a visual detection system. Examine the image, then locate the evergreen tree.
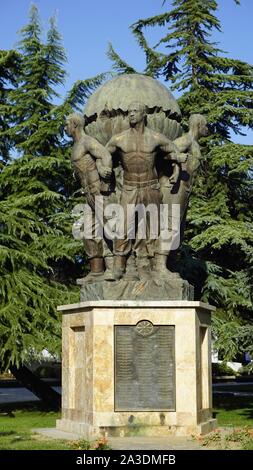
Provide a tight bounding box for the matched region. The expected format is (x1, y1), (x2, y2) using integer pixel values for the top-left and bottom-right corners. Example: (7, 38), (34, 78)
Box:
(0, 6), (72, 376)
(107, 42), (137, 74)
(0, 5), (109, 378)
(0, 49), (20, 165)
(110, 0), (253, 359)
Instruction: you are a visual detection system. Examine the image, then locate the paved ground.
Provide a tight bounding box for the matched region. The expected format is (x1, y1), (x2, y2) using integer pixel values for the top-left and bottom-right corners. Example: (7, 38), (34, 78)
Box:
(108, 436), (204, 450)
(0, 386), (61, 404)
(33, 428), (205, 450)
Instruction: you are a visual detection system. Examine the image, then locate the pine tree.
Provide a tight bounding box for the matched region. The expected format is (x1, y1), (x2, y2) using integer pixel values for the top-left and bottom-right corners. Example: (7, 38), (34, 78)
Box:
(110, 0), (253, 359)
(0, 5), (109, 378)
(0, 6), (70, 379)
(0, 49), (20, 166)
(107, 42), (137, 74)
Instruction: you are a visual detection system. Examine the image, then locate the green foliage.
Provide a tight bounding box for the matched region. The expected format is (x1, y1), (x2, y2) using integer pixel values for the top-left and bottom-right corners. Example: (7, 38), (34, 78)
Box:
(213, 393), (253, 431)
(126, 0), (253, 357)
(212, 362), (236, 377)
(0, 158), (79, 368)
(212, 315), (253, 361)
(1, 1), (252, 369)
(65, 73), (112, 112)
(107, 43), (136, 75)
(0, 5), (108, 370)
(0, 404), (111, 450)
(0, 406), (71, 450)
(0, 49), (21, 165)
(238, 363), (253, 375)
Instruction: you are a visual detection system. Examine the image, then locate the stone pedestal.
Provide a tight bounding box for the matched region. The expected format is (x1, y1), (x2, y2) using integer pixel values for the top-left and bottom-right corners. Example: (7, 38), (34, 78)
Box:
(56, 301), (217, 438)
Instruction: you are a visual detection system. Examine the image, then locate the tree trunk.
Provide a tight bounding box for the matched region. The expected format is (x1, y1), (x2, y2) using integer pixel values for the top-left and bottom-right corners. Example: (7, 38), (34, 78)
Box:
(9, 364), (61, 410)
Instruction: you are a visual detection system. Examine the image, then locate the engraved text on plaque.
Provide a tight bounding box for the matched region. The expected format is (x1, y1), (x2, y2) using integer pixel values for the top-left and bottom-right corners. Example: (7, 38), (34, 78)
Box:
(115, 322), (175, 410)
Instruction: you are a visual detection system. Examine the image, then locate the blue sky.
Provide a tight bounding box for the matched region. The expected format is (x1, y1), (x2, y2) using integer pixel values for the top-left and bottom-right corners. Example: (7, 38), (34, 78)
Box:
(1, 0), (253, 143)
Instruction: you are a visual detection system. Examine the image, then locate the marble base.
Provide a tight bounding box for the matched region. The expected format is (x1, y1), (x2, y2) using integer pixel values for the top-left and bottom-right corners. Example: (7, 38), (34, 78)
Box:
(56, 301), (217, 438)
(80, 279), (194, 301)
(56, 418), (217, 439)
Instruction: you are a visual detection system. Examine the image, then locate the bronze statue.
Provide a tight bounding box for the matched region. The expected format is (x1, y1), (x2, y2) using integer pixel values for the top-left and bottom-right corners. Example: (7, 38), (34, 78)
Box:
(157, 114), (208, 276)
(65, 76), (207, 294)
(106, 101), (187, 280)
(173, 114), (208, 203)
(65, 113), (112, 283)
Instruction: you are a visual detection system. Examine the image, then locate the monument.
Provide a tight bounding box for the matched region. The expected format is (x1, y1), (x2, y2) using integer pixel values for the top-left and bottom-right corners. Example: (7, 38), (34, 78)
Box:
(56, 74), (216, 438)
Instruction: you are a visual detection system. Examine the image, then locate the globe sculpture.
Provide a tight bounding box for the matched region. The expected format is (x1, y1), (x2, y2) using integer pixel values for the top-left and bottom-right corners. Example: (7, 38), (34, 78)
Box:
(83, 74), (183, 144)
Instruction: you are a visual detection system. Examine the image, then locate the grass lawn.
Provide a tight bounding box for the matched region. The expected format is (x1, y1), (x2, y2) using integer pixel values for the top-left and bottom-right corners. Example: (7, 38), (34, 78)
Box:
(0, 395), (253, 450)
(0, 402), (71, 450)
(213, 395), (253, 427)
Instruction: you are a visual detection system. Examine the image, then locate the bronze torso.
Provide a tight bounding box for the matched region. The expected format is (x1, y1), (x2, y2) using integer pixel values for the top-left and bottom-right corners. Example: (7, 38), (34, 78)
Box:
(115, 128), (161, 184)
(71, 139), (100, 195)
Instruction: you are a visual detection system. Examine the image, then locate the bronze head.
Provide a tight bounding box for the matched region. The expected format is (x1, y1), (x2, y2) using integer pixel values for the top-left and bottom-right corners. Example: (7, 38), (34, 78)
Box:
(128, 101), (146, 126)
(65, 113), (85, 137)
(189, 114), (208, 138)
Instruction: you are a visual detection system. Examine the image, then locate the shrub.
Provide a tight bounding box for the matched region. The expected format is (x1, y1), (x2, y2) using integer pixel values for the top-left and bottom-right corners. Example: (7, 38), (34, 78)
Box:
(34, 363), (61, 379)
(212, 362), (236, 377)
(238, 363), (253, 376)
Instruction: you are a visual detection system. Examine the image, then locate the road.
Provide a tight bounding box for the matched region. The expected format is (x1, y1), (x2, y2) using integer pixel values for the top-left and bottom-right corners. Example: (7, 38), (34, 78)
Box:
(0, 386), (61, 404)
(213, 381), (253, 397)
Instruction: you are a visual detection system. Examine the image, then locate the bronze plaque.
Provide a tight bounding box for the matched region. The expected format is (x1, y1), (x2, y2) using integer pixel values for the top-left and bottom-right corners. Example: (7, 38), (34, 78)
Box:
(115, 321), (175, 411)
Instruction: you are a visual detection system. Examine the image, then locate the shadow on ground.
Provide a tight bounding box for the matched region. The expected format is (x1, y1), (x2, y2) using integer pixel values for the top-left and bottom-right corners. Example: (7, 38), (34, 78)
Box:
(213, 395), (253, 422)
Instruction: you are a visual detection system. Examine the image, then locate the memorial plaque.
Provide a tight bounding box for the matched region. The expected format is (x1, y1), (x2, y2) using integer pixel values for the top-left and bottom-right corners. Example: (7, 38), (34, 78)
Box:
(115, 321), (175, 411)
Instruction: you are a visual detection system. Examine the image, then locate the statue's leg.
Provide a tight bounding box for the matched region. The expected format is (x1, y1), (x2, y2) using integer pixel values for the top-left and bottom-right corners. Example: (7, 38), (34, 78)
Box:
(110, 187), (136, 280)
(81, 241), (105, 283)
(125, 252), (139, 281)
(152, 185), (181, 279)
(134, 183), (160, 280)
(80, 204), (105, 283)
